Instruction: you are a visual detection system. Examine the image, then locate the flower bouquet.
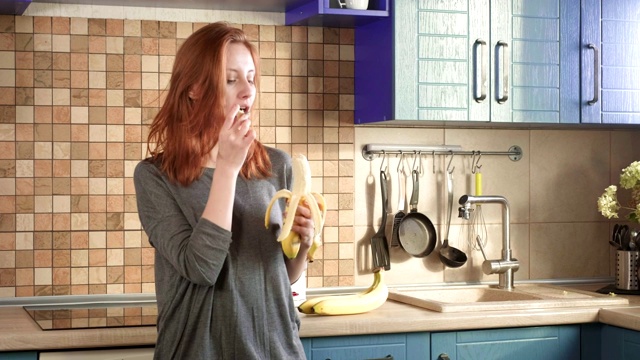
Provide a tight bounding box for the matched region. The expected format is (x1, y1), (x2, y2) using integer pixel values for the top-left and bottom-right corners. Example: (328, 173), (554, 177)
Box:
(597, 161), (640, 223)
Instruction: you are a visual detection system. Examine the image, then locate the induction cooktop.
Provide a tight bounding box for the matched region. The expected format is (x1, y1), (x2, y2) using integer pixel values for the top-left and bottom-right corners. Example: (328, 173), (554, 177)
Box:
(24, 305), (158, 331)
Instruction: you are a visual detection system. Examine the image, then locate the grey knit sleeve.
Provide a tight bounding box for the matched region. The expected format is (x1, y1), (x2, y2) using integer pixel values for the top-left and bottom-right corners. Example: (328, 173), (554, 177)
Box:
(133, 160), (232, 286)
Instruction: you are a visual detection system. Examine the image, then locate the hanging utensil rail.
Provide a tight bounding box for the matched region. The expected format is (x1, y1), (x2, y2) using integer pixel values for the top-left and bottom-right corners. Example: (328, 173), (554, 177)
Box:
(362, 144), (523, 162)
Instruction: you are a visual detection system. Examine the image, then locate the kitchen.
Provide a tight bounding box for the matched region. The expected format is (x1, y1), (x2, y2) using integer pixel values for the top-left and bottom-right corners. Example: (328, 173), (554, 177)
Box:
(2, 0), (640, 358)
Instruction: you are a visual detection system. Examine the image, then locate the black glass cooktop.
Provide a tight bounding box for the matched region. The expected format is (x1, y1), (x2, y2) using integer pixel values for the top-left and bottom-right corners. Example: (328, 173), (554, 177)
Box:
(24, 305), (158, 331)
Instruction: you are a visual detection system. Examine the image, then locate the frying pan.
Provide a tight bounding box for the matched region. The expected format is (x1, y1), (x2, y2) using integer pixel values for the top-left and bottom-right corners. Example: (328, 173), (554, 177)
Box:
(397, 169), (437, 257)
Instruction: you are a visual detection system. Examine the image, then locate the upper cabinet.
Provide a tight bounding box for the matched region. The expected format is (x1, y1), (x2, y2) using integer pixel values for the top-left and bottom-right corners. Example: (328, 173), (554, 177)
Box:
(1, 0), (30, 15)
(355, 0), (581, 124)
(581, 0), (640, 124)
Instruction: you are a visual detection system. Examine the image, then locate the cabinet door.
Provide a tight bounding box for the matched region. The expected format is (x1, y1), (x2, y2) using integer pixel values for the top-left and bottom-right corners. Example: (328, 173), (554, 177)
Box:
(493, 0), (580, 123)
(394, 0), (489, 122)
(600, 325), (640, 360)
(302, 332), (430, 360)
(581, 0), (640, 124)
(431, 325), (580, 360)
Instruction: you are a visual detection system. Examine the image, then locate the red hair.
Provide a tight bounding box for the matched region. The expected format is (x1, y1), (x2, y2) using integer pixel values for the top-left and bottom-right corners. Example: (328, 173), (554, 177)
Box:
(147, 22), (271, 186)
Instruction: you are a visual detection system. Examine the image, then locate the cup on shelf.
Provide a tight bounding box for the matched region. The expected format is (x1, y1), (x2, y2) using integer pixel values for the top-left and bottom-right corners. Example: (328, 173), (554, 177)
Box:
(340, 0), (369, 10)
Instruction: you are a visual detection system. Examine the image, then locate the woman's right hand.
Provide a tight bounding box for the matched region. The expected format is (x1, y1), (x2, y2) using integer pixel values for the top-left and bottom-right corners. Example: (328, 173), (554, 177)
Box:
(215, 105), (256, 173)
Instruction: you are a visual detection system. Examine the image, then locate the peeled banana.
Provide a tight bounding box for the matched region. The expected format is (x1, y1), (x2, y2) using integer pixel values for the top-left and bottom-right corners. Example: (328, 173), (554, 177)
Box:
(298, 270), (388, 316)
(265, 154), (326, 260)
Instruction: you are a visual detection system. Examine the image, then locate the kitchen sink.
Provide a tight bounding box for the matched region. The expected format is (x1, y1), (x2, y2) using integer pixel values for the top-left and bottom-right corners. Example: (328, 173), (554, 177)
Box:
(387, 284), (628, 312)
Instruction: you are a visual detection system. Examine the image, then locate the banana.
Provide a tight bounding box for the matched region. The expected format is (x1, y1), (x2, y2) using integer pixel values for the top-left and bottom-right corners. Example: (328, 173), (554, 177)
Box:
(299, 270), (388, 316)
(265, 154), (327, 260)
(297, 273), (381, 314)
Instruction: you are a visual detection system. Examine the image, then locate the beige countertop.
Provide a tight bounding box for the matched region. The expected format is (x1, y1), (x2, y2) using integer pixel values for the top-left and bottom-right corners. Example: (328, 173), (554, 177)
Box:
(3, 284), (640, 352)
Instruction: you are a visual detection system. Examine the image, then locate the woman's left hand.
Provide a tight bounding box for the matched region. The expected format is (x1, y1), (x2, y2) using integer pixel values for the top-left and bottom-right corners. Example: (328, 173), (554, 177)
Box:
(291, 202), (315, 251)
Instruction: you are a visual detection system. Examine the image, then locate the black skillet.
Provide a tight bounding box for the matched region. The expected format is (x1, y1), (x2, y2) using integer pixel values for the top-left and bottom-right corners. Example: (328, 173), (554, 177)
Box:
(397, 169), (437, 257)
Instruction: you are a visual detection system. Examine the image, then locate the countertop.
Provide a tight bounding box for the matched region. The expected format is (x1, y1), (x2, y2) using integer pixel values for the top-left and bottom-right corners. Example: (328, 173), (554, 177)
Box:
(3, 284), (640, 352)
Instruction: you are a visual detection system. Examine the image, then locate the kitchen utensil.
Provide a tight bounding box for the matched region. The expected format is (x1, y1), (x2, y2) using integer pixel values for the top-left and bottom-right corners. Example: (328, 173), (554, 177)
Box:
(612, 224), (621, 248)
(610, 239), (623, 250)
(616, 225), (630, 250)
(371, 170), (390, 270)
(391, 157), (407, 247)
(472, 171), (487, 249)
(439, 170), (468, 268)
(398, 169), (437, 257)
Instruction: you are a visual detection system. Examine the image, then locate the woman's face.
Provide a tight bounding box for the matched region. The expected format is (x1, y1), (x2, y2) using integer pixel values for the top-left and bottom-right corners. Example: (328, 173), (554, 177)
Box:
(225, 42), (256, 116)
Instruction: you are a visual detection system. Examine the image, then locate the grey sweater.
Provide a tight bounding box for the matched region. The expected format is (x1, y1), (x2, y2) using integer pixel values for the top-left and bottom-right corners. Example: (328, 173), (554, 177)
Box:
(134, 148), (306, 360)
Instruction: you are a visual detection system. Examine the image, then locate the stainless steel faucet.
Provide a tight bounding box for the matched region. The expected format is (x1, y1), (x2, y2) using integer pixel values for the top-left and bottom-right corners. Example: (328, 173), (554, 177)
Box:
(458, 195), (519, 290)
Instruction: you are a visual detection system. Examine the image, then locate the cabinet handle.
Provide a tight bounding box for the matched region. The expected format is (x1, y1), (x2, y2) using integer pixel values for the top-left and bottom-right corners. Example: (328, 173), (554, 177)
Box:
(588, 43), (600, 105)
(496, 41), (509, 104)
(438, 353), (451, 360)
(474, 39), (487, 103)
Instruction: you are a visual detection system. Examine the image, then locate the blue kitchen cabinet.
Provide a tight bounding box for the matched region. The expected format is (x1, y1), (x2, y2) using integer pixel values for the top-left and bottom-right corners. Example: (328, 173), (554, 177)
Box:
(599, 325), (640, 359)
(355, 0), (581, 124)
(0, 352), (38, 360)
(431, 325), (581, 360)
(301, 332), (430, 360)
(581, 0), (640, 124)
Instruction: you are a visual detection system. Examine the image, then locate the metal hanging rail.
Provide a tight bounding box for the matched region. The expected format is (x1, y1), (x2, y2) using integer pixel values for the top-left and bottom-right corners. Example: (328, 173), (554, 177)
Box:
(362, 144), (523, 162)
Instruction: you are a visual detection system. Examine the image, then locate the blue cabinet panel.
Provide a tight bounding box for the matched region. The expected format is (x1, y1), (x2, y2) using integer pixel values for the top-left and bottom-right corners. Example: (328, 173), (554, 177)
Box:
(601, 325), (640, 360)
(581, 0), (640, 124)
(431, 325), (580, 360)
(0, 352), (38, 360)
(302, 332), (430, 360)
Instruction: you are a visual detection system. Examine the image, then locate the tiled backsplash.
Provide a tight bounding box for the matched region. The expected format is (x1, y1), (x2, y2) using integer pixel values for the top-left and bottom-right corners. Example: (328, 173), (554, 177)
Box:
(2, 6), (640, 299)
(0, 12), (357, 297)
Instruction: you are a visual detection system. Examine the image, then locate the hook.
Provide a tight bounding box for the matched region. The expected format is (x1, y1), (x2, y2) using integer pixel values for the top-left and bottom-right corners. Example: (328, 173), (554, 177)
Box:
(432, 151), (436, 174)
(396, 151), (405, 174)
(380, 151), (388, 173)
(411, 151), (423, 175)
(471, 151), (482, 174)
(470, 151), (477, 174)
(446, 151), (455, 174)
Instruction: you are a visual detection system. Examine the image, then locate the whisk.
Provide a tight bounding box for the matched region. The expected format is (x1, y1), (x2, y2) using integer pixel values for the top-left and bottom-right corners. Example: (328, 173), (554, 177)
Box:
(467, 156), (487, 251)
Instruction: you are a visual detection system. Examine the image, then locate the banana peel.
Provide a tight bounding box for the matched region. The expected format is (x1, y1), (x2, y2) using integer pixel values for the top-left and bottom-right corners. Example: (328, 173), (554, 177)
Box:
(265, 154), (327, 261)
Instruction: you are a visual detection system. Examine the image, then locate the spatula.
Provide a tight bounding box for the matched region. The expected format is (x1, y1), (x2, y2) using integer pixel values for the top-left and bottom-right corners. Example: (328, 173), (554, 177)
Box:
(371, 170), (390, 270)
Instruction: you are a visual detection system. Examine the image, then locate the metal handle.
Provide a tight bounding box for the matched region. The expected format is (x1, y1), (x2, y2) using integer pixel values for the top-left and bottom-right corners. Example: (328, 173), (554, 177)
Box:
(410, 169), (419, 211)
(445, 171), (453, 241)
(588, 43), (599, 105)
(496, 41), (509, 104)
(380, 170), (388, 226)
(474, 39), (487, 102)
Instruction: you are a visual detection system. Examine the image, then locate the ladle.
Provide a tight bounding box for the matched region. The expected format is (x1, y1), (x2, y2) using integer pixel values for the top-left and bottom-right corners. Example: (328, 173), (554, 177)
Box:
(439, 170), (468, 268)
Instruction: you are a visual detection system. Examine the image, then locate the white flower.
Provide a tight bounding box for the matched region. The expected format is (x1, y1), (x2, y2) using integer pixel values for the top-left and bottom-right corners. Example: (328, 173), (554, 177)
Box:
(598, 162), (640, 223)
(620, 161), (640, 189)
(598, 185), (620, 219)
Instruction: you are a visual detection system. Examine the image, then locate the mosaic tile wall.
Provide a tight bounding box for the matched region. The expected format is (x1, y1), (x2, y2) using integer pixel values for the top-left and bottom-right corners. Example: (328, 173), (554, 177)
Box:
(0, 15), (356, 297)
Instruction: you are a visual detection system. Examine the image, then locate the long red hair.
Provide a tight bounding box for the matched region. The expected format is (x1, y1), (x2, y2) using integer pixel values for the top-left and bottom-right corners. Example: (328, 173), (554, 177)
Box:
(147, 22), (271, 186)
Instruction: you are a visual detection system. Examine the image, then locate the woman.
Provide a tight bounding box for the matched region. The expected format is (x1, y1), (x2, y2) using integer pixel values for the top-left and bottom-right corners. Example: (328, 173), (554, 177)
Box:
(134, 22), (312, 359)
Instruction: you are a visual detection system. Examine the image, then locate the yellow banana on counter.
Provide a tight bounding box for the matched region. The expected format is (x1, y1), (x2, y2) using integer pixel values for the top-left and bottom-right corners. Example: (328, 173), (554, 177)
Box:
(264, 154), (326, 260)
(298, 270), (388, 316)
